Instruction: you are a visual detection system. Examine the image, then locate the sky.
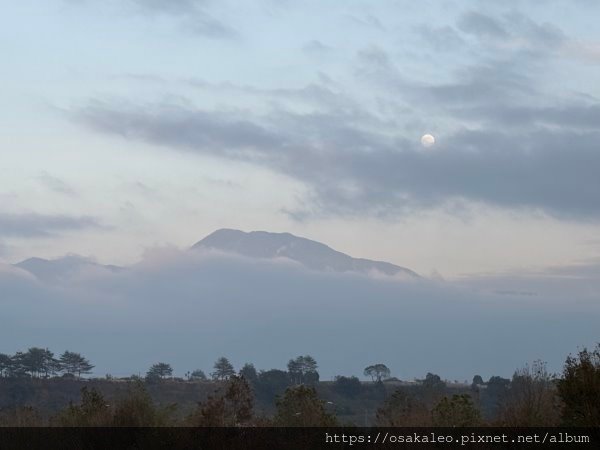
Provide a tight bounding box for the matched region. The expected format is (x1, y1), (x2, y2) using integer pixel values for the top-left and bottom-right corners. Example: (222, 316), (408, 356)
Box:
(1, 1), (600, 378)
(1, 0), (600, 277)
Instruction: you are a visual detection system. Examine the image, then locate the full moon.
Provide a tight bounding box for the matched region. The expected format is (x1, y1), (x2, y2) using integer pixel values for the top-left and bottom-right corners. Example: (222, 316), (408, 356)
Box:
(421, 134), (435, 148)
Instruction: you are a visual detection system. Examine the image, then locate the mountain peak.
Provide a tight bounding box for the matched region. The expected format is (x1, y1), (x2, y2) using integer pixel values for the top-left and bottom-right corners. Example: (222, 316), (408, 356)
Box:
(192, 229), (418, 277)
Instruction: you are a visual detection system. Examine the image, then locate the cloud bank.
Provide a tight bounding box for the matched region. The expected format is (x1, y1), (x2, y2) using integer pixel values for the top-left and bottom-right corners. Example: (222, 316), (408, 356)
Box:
(2, 248), (598, 380)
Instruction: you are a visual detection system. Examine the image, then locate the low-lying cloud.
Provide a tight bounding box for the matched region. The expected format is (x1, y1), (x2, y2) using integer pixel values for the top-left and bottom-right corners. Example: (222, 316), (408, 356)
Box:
(2, 248), (598, 380)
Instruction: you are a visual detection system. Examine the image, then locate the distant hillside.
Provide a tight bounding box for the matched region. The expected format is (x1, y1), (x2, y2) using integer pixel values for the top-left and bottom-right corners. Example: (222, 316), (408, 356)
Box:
(15, 256), (122, 283)
(192, 229), (418, 277)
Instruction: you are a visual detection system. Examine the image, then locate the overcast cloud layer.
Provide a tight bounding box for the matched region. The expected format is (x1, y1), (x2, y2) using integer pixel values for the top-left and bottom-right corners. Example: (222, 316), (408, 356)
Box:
(68, 3), (600, 220)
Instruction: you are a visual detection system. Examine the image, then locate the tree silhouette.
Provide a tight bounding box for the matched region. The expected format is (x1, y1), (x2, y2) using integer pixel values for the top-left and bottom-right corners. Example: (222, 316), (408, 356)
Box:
(146, 362), (173, 381)
(59, 351), (94, 379)
(499, 360), (560, 427)
(190, 375), (254, 426)
(12, 348), (59, 378)
(472, 375), (484, 387)
(376, 388), (429, 426)
(364, 364), (390, 383)
(333, 376), (362, 397)
(273, 385), (337, 427)
(212, 357), (235, 381)
(0, 353), (11, 378)
(432, 394), (481, 427)
(56, 387), (111, 426)
(239, 363), (258, 384)
(190, 369), (207, 381)
(558, 345), (600, 426)
(287, 355), (319, 385)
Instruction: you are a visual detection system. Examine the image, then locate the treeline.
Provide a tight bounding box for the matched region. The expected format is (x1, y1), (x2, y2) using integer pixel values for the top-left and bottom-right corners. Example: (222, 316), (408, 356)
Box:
(0, 344), (598, 427)
(0, 349), (93, 379)
(145, 355), (319, 385)
(377, 344), (600, 427)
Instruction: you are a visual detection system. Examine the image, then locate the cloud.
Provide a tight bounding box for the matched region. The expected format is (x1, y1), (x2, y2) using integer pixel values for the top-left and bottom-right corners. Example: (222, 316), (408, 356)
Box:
(458, 11), (508, 40)
(36, 172), (76, 196)
(67, 0), (238, 39)
(457, 10), (565, 52)
(130, 0), (206, 15)
(64, 8), (600, 221)
(0, 213), (103, 238)
(72, 92), (600, 220)
(131, 0), (238, 39)
(0, 241), (8, 258)
(302, 40), (333, 55)
(2, 247), (598, 380)
(458, 258), (600, 308)
(182, 15), (237, 39)
(417, 25), (465, 51)
(344, 14), (385, 32)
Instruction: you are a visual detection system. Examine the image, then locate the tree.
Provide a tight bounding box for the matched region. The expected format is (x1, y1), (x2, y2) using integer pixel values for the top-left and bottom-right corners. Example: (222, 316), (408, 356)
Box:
(145, 362), (173, 381)
(59, 351), (94, 379)
(483, 376), (511, 420)
(239, 363), (258, 384)
(422, 372), (445, 390)
(55, 387), (111, 426)
(212, 357), (235, 381)
(364, 364), (391, 383)
(558, 344), (600, 426)
(488, 376), (510, 390)
(376, 388), (429, 426)
(0, 353), (12, 378)
(190, 375), (254, 426)
(499, 360), (560, 427)
(256, 369), (291, 400)
(7, 352), (28, 378)
(472, 375), (484, 387)
(273, 385), (337, 427)
(432, 394), (481, 427)
(190, 369), (207, 381)
(112, 381), (175, 426)
(223, 375), (254, 425)
(12, 348), (59, 378)
(333, 376), (362, 397)
(419, 372), (447, 405)
(287, 355), (319, 385)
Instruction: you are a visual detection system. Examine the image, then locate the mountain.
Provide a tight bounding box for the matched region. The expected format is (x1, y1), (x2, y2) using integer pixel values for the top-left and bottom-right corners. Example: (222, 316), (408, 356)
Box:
(191, 228), (419, 277)
(15, 256), (122, 283)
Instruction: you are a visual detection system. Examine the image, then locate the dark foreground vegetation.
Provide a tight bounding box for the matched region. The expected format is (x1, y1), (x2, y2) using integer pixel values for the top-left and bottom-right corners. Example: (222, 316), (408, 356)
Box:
(0, 345), (598, 427)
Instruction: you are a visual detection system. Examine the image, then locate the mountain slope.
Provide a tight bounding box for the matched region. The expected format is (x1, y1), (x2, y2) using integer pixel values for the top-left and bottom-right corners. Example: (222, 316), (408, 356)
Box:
(15, 256), (122, 282)
(192, 228), (418, 277)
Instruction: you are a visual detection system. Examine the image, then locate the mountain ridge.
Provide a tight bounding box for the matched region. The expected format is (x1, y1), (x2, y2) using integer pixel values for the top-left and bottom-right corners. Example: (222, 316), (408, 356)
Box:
(13, 229), (419, 280)
(192, 228), (419, 277)
(15, 256), (122, 282)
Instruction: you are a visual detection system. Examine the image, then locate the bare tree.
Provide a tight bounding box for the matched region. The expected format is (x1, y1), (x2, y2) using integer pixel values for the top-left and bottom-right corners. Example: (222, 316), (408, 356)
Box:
(499, 360), (561, 426)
